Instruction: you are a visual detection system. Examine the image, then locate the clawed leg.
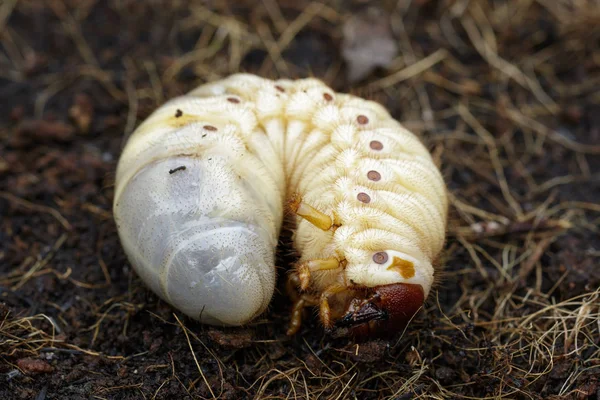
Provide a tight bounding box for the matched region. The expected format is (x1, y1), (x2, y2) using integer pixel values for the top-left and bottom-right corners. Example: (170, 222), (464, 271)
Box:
(288, 193), (332, 231)
(286, 273), (316, 335)
(319, 284), (347, 330)
(286, 259), (349, 335)
(286, 280), (348, 334)
(286, 293), (318, 336)
(297, 257), (341, 291)
(286, 273), (302, 303)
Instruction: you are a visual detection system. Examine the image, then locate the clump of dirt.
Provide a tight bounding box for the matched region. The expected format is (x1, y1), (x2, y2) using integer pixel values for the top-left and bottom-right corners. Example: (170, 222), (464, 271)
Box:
(1, 1), (599, 399)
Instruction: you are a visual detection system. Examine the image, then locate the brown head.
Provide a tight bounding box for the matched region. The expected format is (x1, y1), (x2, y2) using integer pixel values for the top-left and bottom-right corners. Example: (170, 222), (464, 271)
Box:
(335, 283), (424, 340)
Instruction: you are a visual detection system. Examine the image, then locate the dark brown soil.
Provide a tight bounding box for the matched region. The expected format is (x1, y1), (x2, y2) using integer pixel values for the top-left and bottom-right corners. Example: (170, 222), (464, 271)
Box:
(1, 1), (599, 399)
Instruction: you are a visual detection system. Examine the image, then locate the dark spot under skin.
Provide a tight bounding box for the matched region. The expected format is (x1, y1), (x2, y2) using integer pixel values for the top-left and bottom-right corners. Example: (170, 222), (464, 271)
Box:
(357, 115), (369, 125)
(323, 93), (333, 101)
(175, 109), (183, 118)
(337, 283), (425, 341)
(227, 97), (240, 104)
(275, 85), (285, 92)
(203, 125), (217, 131)
(357, 192), (371, 203)
(370, 140), (383, 150)
(169, 165), (186, 174)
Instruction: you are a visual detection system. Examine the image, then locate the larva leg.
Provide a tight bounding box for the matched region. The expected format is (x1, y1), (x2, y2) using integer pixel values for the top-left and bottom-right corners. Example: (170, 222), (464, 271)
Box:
(319, 284), (347, 330)
(297, 258), (341, 291)
(286, 272), (302, 302)
(284, 272), (310, 335)
(288, 193), (332, 231)
(286, 293), (318, 336)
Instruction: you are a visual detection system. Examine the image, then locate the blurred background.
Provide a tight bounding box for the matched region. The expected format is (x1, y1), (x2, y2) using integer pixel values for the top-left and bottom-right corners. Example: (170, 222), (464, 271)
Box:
(1, 1), (599, 399)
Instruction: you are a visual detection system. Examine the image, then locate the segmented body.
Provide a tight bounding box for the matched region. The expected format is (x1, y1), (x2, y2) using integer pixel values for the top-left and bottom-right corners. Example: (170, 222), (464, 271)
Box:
(114, 74), (447, 335)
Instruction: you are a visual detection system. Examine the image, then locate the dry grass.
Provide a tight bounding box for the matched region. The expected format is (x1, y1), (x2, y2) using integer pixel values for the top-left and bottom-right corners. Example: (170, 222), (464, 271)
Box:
(1, 0), (599, 398)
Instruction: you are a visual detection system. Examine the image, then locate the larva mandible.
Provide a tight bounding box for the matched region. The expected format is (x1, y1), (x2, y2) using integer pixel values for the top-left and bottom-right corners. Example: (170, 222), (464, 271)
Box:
(113, 74), (448, 338)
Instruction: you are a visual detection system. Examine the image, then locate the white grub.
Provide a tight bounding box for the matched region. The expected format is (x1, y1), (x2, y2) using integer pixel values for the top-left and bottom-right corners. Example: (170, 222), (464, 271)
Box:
(114, 74), (448, 330)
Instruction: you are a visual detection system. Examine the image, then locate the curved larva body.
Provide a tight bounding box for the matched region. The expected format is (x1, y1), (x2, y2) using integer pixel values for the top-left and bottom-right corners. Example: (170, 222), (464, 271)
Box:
(114, 74), (447, 336)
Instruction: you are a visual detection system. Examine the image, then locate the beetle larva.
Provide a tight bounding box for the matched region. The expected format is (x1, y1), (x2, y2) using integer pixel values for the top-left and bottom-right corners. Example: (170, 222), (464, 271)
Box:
(113, 74), (447, 337)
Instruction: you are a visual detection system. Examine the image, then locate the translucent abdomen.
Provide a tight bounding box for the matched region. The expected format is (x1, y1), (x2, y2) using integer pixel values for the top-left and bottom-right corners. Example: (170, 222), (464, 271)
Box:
(114, 94), (283, 325)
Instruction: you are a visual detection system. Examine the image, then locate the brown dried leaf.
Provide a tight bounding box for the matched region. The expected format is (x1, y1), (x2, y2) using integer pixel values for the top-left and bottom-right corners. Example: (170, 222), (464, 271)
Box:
(348, 340), (388, 362)
(207, 328), (253, 349)
(68, 93), (94, 134)
(16, 358), (54, 374)
(341, 8), (398, 82)
(12, 120), (76, 147)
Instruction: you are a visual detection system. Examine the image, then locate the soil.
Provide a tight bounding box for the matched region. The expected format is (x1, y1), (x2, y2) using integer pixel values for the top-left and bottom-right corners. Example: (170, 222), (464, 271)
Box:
(1, 1), (599, 399)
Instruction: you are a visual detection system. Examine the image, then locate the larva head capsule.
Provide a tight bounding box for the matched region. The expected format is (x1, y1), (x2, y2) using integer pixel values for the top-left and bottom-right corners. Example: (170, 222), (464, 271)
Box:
(336, 283), (424, 340)
(334, 250), (434, 339)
